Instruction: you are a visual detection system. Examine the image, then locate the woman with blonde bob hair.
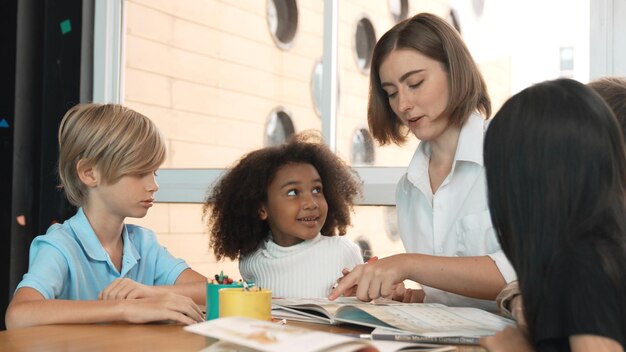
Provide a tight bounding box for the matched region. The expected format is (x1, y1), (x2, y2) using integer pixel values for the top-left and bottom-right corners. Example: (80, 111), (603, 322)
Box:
(330, 13), (515, 310)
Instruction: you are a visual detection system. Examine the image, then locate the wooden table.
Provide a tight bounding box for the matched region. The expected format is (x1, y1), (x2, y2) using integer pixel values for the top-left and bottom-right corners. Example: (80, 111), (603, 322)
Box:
(0, 321), (486, 351)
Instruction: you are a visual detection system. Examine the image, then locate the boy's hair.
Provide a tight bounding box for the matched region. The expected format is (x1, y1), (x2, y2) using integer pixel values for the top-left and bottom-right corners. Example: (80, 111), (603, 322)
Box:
(588, 76), (626, 137)
(204, 132), (362, 260)
(484, 78), (626, 341)
(368, 12), (491, 146)
(58, 103), (166, 206)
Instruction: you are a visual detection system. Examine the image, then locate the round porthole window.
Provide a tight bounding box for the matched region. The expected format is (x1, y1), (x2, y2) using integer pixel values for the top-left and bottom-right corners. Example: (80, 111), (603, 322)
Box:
(265, 108), (295, 146)
(388, 0), (409, 23)
(473, 0), (485, 17)
(353, 17), (376, 74)
(448, 9), (462, 34)
(351, 128), (375, 165)
(310, 58), (340, 117)
(267, 0), (298, 50)
(355, 237), (374, 262)
(384, 206), (400, 242)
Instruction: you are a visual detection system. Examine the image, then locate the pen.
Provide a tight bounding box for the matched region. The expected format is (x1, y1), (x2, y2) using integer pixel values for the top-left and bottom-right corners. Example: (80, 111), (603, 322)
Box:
(340, 333), (372, 340)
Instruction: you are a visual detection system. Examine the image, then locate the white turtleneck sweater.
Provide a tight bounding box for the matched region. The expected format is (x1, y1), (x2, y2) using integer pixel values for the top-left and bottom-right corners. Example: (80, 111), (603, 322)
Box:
(239, 234), (364, 298)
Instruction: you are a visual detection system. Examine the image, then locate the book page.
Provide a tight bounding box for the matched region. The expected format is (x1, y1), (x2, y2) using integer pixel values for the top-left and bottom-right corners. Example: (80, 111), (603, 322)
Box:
(186, 317), (367, 352)
(339, 304), (514, 337)
(189, 317), (454, 352)
(272, 297), (365, 319)
(273, 297), (513, 338)
(270, 307), (332, 324)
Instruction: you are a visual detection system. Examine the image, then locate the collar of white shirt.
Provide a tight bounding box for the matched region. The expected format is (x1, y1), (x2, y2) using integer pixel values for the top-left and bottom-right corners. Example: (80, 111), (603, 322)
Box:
(406, 112), (487, 189)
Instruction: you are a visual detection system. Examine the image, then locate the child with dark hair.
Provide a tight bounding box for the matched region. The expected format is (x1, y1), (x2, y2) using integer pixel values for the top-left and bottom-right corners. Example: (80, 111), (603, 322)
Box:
(497, 76), (626, 329)
(481, 78), (626, 351)
(204, 133), (364, 298)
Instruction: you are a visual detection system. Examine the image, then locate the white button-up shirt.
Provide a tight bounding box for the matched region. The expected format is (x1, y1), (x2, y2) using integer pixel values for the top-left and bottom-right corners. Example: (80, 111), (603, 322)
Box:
(396, 113), (516, 311)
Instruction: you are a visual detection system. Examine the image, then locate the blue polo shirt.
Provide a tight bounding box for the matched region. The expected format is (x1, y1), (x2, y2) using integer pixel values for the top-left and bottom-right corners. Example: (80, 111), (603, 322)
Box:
(16, 208), (189, 300)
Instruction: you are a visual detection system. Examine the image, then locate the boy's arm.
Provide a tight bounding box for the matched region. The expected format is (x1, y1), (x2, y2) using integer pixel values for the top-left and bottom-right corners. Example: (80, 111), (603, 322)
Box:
(172, 269), (208, 304)
(99, 269), (208, 305)
(5, 287), (204, 330)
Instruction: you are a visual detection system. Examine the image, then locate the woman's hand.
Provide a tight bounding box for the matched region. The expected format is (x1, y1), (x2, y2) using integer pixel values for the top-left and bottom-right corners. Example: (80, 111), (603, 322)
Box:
(510, 295), (527, 331)
(480, 326), (534, 352)
(333, 268), (358, 297)
(390, 282), (425, 303)
(332, 256), (381, 297)
(329, 254), (410, 301)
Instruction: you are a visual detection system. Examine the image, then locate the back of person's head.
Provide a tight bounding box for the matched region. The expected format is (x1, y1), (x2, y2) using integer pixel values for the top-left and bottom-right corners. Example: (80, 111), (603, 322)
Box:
(588, 76), (626, 137)
(58, 103), (166, 206)
(484, 78), (626, 335)
(368, 12), (491, 145)
(206, 131), (362, 260)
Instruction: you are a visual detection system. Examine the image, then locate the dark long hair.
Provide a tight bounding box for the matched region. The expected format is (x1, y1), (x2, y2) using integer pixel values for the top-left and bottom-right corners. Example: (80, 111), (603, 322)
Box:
(484, 78), (626, 340)
(588, 76), (626, 137)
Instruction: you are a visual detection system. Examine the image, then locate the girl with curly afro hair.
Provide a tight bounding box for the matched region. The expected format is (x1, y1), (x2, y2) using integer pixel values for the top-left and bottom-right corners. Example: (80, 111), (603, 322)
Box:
(204, 132), (364, 298)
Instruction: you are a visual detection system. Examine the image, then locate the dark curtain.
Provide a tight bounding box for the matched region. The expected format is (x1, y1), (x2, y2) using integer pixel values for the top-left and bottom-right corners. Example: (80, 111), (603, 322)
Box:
(5, 0), (84, 329)
(0, 0), (18, 331)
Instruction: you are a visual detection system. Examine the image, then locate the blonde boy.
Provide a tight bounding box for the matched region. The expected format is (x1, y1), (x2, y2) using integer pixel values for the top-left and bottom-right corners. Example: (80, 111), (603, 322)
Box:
(5, 104), (206, 329)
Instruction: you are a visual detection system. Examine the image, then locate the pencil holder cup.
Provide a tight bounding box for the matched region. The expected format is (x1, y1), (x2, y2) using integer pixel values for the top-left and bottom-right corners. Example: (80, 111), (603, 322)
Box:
(218, 288), (272, 321)
(206, 283), (243, 320)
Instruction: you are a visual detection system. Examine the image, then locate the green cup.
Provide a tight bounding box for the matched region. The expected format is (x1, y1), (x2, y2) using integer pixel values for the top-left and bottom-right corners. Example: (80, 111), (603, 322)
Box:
(206, 282), (243, 320)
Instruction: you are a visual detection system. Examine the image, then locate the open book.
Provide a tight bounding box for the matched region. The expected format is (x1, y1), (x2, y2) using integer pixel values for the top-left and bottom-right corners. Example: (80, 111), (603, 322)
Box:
(185, 316), (454, 352)
(272, 297), (514, 344)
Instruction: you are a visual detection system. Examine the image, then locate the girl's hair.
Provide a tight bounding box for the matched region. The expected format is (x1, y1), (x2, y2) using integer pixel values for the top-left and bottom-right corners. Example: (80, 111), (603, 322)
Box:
(587, 76), (626, 137)
(205, 132), (362, 260)
(484, 78), (626, 341)
(58, 103), (166, 206)
(368, 12), (491, 146)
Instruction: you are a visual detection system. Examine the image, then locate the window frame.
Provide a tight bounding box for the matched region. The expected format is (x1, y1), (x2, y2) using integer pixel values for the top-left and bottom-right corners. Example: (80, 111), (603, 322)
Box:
(93, 0), (622, 207)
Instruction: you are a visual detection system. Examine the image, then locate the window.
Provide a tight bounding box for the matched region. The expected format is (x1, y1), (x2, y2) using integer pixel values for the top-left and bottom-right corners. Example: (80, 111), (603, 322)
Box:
(473, 0), (485, 17)
(116, 0), (593, 277)
(384, 206), (400, 242)
(311, 58), (339, 117)
(560, 46), (574, 77)
(355, 237), (374, 262)
(448, 9), (461, 34)
(388, 0), (409, 23)
(351, 128), (375, 165)
(265, 108), (295, 146)
(267, 0), (298, 50)
(353, 17), (376, 73)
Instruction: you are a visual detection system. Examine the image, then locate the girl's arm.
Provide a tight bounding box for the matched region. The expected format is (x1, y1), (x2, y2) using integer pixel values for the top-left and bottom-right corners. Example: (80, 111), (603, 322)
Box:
(5, 287), (204, 330)
(570, 335), (624, 352)
(329, 253), (505, 301)
(99, 269), (207, 305)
